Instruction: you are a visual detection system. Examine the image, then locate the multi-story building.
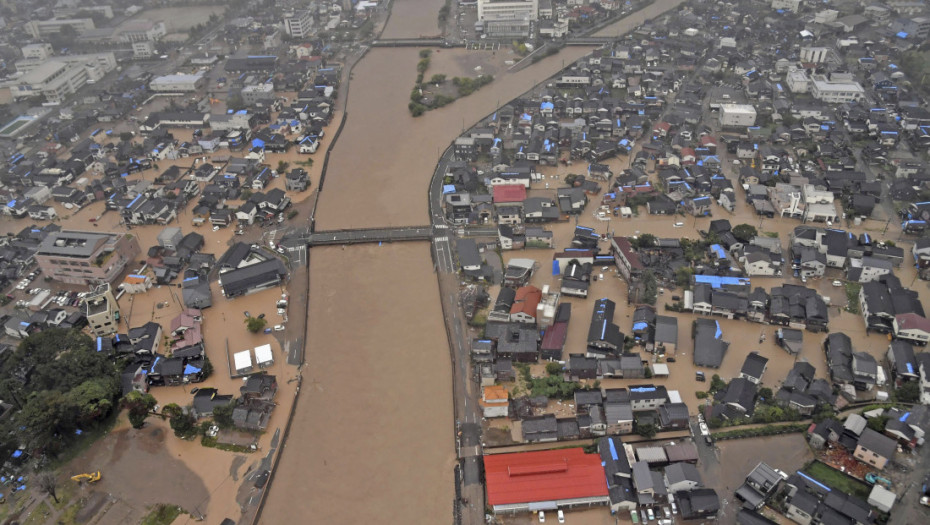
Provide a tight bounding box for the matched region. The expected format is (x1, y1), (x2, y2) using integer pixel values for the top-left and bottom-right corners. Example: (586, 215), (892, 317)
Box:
(241, 83), (275, 105)
(133, 41), (155, 59)
(84, 283), (120, 337)
(800, 46), (831, 63)
(283, 10), (313, 38)
(25, 18), (96, 39)
(770, 0), (801, 11)
(809, 74), (865, 103)
(36, 230), (140, 286)
(21, 43), (54, 61)
(10, 52), (116, 103)
(117, 20), (166, 43)
(478, 0), (538, 37)
(719, 104), (757, 127)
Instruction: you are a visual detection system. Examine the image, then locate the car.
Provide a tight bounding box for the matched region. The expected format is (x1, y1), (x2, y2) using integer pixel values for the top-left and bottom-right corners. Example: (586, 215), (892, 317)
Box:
(253, 470), (270, 489)
(832, 280), (843, 287)
(646, 508), (655, 521)
(273, 324), (285, 331)
(696, 371), (706, 382)
(538, 511), (545, 522)
(801, 276), (807, 283)
(558, 509), (565, 523)
(206, 425), (219, 437)
(212, 225), (220, 232)
(666, 357), (676, 363)
(244, 311), (251, 318)
(258, 313), (265, 319)
(663, 507), (671, 518)
(670, 502), (677, 515)
(921, 495), (930, 507)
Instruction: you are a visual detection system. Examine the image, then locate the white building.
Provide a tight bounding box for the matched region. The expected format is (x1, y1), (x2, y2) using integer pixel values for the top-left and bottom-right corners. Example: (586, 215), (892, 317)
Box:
(25, 18), (95, 38)
(21, 43), (53, 61)
(810, 74), (865, 103)
(117, 20), (166, 43)
(241, 83), (275, 105)
(800, 46), (831, 63)
(12, 60), (100, 103)
(478, 0), (538, 37)
(149, 72), (206, 93)
(786, 69), (810, 93)
(283, 10), (313, 38)
(719, 104), (757, 127)
(133, 41), (154, 59)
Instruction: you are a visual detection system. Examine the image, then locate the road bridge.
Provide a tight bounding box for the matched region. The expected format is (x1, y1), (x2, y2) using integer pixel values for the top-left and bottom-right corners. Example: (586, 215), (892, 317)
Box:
(307, 226), (434, 246)
(371, 38), (455, 47)
(565, 37), (615, 45)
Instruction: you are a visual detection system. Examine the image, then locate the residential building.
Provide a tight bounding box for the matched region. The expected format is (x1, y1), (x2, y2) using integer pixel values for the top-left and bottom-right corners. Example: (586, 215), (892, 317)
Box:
(480, 385), (509, 418)
(25, 18), (95, 39)
(853, 428), (897, 470)
(84, 283), (120, 337)
(36, 230), (140, 285)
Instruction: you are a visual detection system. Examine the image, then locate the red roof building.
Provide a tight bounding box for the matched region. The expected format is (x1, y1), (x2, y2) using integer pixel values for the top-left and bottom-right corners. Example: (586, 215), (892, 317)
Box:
(493, 184), (527, 204)
(484, 448), (609, 513)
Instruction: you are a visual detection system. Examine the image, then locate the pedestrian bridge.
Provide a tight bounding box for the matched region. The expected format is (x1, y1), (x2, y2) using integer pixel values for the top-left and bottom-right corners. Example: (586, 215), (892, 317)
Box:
(307, 226), (434, 246)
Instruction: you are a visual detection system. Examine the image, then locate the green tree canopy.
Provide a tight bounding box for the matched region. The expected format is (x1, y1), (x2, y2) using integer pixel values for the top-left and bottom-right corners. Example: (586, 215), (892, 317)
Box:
(245, 317), (267, 333)
(732, 224), (758, 243)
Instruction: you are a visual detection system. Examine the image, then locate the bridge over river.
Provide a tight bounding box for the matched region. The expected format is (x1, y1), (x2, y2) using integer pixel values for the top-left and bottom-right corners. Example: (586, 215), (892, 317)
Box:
(307, 225), (436, 246)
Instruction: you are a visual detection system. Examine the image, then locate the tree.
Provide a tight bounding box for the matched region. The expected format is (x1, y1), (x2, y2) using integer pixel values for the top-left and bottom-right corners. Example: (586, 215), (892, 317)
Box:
(636, 233), (657, 249)
(37, 472), (59, 504)
(162, 403), (196, 438)
(545, 362), (563, 376)
(122, 391), (157, 429)
(642, 270), (658, 305)
(867, 414), (889, 432)
(212, 401), (236, 429)
(732, 224), (759, 243)
(277, 161), (289, 173)
(894, 381), (920, 403)
(636, 423), (657, 439)
(675, 266), (694, 289)
(119, 132), (133, 142)
(758, 387), (774, 404)
(644, 366), (653, 379)
(709, 374), (727, 394)
(429, 74), (446, 85)
(245, 317), (267, 333)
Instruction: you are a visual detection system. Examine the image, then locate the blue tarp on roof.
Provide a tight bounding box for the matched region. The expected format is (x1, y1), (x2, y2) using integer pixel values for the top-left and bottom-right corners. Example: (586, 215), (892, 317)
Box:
(694, 275), (750, 289)
(907, 362), (914, 374)
(552, 260), (560, 275)
(97, 337), (102, 352)
(442, 184), (456, 194)
(715, 321), (722, 339)
(11, 450), (22, 458)
(633, 322), (648, 331)
(631, 387), (655, 393)
(710, 244), (726, 259)
(252, 138), (265, 148)
(900, 411), (910, 422)
(184, 364), (201, 375)
(608, 438), (619, 461)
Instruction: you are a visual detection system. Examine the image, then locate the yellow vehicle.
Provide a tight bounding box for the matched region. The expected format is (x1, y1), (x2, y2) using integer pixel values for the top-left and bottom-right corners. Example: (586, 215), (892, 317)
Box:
(70, 471), (101, 483)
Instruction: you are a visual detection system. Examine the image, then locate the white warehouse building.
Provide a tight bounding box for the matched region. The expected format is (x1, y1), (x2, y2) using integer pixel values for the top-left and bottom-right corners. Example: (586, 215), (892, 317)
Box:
(149, 72), (206, 93)
(719, 104), (757, 127)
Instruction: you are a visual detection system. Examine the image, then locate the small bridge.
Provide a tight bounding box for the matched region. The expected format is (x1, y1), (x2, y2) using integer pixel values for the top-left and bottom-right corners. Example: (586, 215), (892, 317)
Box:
(307, 226), (434, 246)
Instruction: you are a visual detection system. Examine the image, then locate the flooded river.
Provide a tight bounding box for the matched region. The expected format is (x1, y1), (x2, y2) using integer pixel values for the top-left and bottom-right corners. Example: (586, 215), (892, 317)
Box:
(260, 0), (713, 522)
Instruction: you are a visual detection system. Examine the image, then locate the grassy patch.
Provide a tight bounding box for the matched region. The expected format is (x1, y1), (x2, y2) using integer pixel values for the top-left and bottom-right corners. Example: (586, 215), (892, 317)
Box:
(845, 282), (862, 314)
(23, 501), (51, 525)
(140, 504), (184, 525)
(802, 460), (871, 500)
(201, 435), (254, 453)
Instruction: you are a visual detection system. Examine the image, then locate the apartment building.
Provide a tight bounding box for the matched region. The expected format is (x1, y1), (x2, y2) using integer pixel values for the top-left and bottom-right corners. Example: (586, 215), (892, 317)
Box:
(36, 231), (140, 286)
(25, 18), (96, 39)
(283, 10), (314, 38)
(85, 283), (121, 337)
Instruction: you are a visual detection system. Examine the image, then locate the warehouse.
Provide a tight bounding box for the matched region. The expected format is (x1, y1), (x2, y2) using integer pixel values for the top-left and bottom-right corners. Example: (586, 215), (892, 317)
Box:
(719, 104), (757, 128)
(149, 72), (206, 93)
(484, 448), (609, 514)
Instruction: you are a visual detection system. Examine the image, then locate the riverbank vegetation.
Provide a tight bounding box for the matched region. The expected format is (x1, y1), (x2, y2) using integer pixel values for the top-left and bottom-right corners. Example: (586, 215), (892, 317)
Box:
(409, 49), (494, 116)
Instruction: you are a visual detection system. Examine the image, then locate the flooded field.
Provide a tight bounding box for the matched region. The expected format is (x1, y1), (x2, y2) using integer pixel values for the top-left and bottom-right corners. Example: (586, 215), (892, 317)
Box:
(258, 243), (455, 524)
(121, 5), (226, 34)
